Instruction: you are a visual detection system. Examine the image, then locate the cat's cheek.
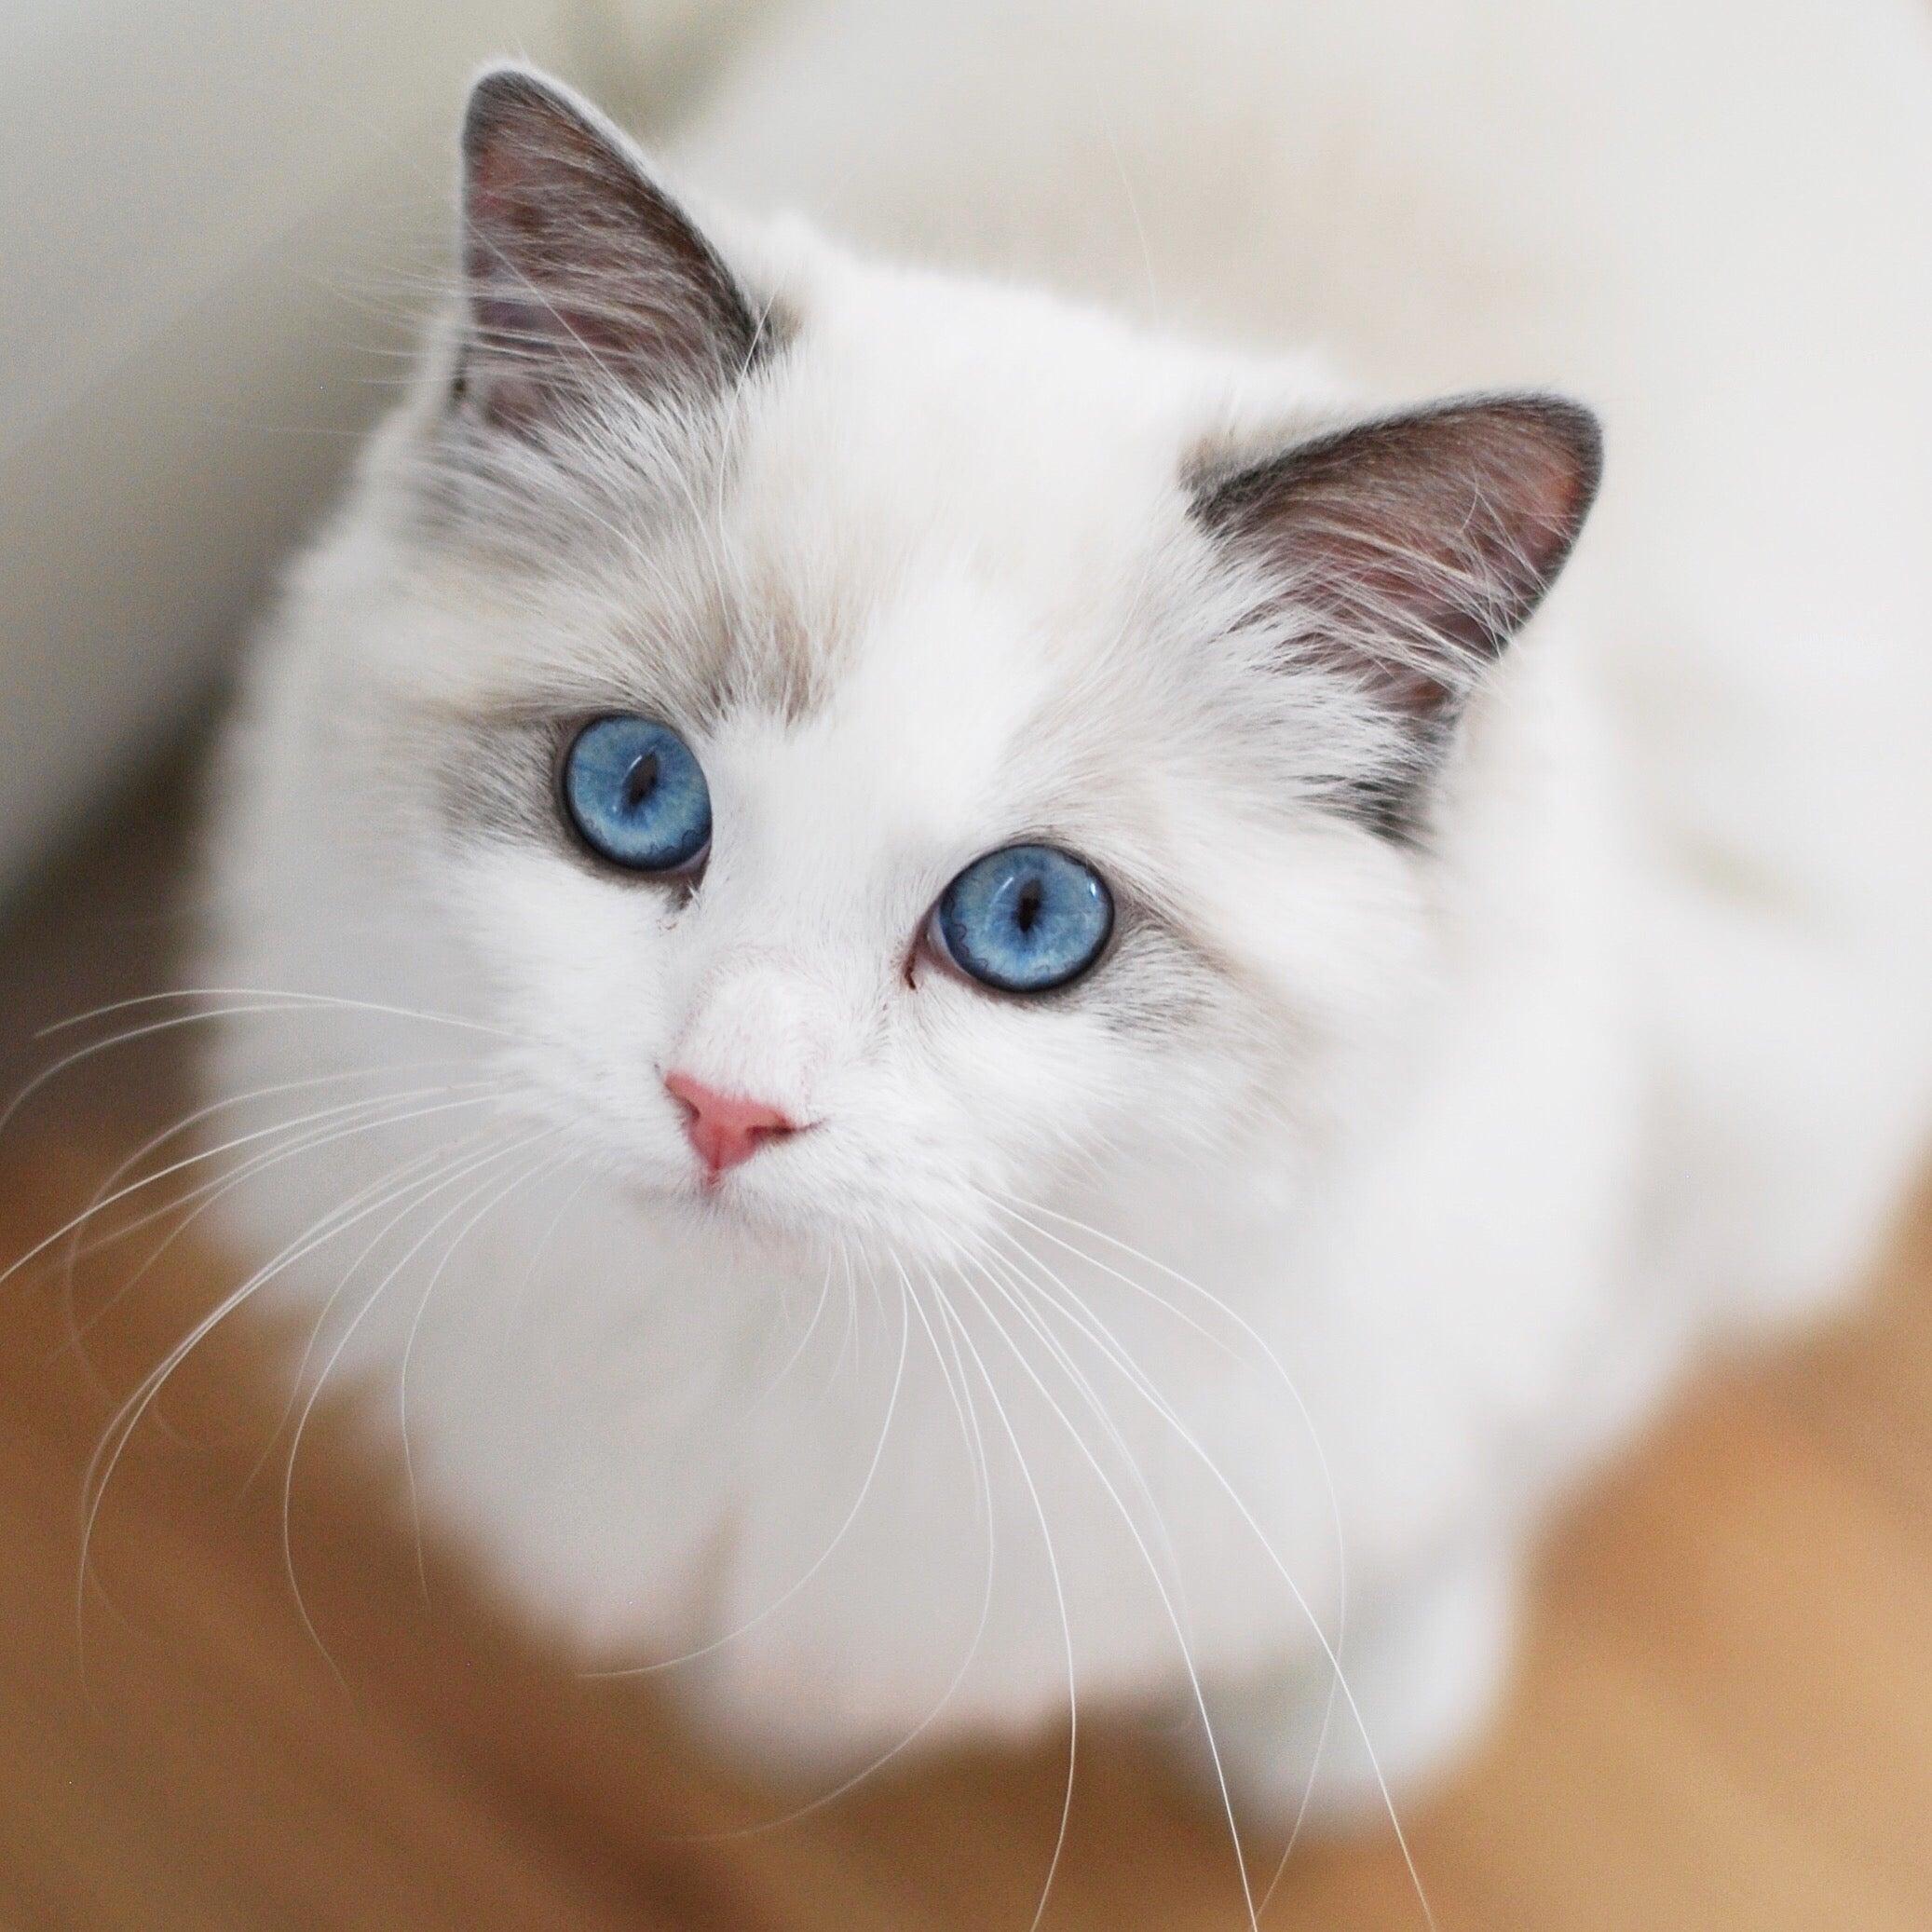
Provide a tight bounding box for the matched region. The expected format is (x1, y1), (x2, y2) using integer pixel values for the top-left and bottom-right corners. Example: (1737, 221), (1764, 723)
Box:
(909, 983), (1120, 1177)
(439, 844), (687, 1111)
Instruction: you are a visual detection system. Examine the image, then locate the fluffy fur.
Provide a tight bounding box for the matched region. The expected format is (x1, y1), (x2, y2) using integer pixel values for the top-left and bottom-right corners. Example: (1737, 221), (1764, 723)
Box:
(202, 0), (1932, 1841)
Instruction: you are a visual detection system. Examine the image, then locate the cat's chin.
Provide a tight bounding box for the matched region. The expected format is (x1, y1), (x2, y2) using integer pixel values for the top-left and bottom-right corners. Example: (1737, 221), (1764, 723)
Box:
(615, 1163), (984, 1280)
(619, 1166), (845, 1263)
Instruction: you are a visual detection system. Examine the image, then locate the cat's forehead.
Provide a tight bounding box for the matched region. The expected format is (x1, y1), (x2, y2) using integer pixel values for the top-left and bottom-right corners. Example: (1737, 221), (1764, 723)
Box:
(717, 557), (1064, 834)
(680, 265), (1227, 724)
(687, 558), (1178, 939)
(725, 250), (1266, 578)
(406, 247), (1325, 847)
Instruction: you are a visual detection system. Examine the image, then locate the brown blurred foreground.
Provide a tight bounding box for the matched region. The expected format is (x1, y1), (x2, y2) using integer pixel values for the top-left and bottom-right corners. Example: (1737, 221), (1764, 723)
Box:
(2, 770), (1929, 1929)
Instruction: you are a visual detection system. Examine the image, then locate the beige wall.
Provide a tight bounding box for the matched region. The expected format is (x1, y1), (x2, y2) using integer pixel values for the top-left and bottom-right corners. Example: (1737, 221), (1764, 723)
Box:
(0, 0), (743, 903)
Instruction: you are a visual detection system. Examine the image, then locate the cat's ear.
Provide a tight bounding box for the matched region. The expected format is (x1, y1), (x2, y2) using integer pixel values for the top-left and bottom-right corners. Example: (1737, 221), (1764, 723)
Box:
(1192, 394), (1601, 832)
(455, 65), (764, 433)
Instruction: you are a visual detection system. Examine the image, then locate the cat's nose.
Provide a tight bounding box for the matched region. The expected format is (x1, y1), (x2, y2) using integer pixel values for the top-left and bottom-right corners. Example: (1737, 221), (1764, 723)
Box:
(663, 1069), (799, 1179)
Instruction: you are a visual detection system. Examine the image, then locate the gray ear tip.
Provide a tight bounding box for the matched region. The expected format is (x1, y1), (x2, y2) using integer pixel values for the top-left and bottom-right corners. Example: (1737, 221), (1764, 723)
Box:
(1503, 392), (1606, 505)
(1569, 410), (1606, 519)
(1541, 390), (1603, 457)
(462, 62), (578, 153)
(1554, 401), (1604, 528)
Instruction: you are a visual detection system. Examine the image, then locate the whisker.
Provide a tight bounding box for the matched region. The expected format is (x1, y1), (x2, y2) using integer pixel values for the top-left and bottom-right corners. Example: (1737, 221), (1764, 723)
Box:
(691, 1262), (1003, 1845)
(398, 1142), (577, 1603)
(279, 1124), (564, 1681)
(48, 1088), (518, 1395)
(491, 1163), (598, 1364)
(828, 1237), (862, 1393)
(894, 1253), (976, 1483)
(49, 1058), (486, 1327)
(753, 1253), (837, 1406)
(984, 1228), (1337, 1901)
(971, 1236), (1193, 1617)
(938, 1262), (1082, 1932)
(924, 1267), (998, 1551)
(74, 1114), (527, 1674)
(5, 1077), (506, 1299)
(990, 1230), (1340, 1899)
(34, 986), (520, 1042)
(4, 1006), (446, 1148)
(585, 1274), (912, 1680)
(238, 1117), (524, 1493)
(949, 1250), (1260, 1932)
(984, 1204), (1435, 1927)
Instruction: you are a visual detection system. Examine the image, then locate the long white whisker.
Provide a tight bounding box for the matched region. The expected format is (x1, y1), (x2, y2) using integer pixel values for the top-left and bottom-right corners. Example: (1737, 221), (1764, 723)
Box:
(991, 1194), (1353, 1673)
(75, 1109), (523, 1665)
(692, 1261), (1003, 1845)
(987, 1205), (1434, 1927)
(973, 1236), (1193, 1619)
(942, 1261), (1082, 1932)
(492, 1163), (597, 1364)
(585, 1272), (912, 1680)
(238, 1117), (522, 1493)
(754, 1253), (837, 1405)
(896, 1253), (975, 1481)
(53, 1089), (517, 1395)
(279, 1125), (563, 1680)
(54, 1058), (477, 1271)
(4, 1005), (426, 1145)
(828, 1237), (862, 1393)
(924, 1267), (997, 1551)
(6, 1078), (506, 1297)
(398, 1143), (575, 1602)
(34, 986), (518, 1042)
(951, 1251), (1259, 1932)
(48, 1060), (487, 1358)
(986, 1224), (1336, 1902)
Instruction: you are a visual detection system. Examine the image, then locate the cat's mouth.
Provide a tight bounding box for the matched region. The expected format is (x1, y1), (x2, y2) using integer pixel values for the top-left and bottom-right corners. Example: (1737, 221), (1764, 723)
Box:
(622, 1154), (824, 1246)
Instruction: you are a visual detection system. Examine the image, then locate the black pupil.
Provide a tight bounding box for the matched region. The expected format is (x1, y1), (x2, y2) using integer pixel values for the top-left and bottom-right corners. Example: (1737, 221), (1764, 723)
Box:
(622, 751), (660, 810)
(1014, 877), (1044, 937)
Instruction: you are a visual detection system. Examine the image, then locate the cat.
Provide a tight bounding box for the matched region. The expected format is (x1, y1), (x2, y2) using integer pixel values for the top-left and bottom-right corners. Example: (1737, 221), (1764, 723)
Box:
(200, 0), (1932, 1842)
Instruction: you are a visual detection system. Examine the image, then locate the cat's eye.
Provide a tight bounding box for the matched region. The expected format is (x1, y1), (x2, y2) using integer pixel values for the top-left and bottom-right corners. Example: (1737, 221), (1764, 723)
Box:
(562, 714), (712, 873)
(928, 844), (1114, 994)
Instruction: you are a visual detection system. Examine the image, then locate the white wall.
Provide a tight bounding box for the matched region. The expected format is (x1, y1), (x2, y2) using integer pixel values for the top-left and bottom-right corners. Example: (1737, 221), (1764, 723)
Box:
(0, 0), (746, 902)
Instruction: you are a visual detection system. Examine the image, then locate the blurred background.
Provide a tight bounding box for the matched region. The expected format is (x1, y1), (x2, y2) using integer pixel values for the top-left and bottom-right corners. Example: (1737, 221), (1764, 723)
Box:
(2, 6), (1929, 1929)
(0, 0), (769, 900)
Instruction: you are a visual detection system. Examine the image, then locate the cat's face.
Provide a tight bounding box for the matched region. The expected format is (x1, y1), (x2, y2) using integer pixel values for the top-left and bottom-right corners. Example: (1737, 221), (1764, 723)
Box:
(329, 69), (1599, 1266)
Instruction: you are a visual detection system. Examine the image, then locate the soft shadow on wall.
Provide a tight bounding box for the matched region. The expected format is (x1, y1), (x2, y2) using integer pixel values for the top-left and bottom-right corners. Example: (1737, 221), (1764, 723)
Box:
(0, 0), (769, 909)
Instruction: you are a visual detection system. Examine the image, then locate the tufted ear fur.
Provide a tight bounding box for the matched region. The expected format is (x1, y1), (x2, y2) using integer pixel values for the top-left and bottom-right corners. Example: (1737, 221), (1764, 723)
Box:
(456, 66), (766, 435)
(1193, 394), (1602, 834)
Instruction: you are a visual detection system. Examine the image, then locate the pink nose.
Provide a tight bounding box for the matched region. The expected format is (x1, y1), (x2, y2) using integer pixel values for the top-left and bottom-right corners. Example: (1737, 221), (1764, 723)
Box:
(663, 1069), (798, 1179)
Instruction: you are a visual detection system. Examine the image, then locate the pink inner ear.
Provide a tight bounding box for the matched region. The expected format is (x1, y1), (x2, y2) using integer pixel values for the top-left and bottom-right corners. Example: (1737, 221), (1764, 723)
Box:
(1197, 395), (1602, 719)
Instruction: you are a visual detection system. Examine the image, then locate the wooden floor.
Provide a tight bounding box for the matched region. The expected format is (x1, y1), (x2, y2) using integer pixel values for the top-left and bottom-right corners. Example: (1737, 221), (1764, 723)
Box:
(2, 778), (1928, 1929)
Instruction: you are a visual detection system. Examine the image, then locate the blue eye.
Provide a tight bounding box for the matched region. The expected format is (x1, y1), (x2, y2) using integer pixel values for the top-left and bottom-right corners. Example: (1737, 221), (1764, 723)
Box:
(931, 843), (1114, 994)
(562, 714), (712, 873)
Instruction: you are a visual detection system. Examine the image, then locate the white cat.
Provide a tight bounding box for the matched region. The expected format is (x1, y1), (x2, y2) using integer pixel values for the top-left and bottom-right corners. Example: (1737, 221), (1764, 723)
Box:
(200, 0), (1932, 1846)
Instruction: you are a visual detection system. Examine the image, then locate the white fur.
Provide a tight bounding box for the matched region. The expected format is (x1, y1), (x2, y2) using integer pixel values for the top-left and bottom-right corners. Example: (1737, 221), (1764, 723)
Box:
(202, 0), (1932, 1836)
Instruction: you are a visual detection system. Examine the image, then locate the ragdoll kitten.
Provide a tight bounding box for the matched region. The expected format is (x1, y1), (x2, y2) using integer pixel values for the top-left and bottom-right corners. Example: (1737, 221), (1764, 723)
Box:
(202, 0), (1932, 1833)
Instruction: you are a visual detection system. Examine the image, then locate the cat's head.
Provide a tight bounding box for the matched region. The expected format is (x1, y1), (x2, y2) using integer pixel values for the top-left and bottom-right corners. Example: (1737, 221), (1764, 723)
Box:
(323, 67), (1599, 1264)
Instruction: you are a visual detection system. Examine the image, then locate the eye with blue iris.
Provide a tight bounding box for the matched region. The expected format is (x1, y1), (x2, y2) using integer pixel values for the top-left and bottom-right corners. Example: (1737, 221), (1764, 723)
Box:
(562, 714), (712, 874)
(929, 843), (1115, 994)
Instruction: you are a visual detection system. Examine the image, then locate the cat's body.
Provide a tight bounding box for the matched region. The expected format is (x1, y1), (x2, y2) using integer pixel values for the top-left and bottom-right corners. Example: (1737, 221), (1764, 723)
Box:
(203, 0), (1932, 1824)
